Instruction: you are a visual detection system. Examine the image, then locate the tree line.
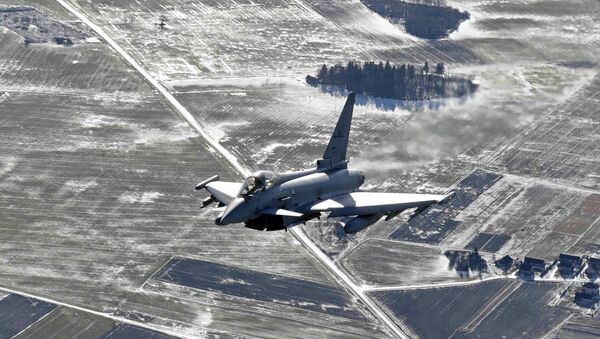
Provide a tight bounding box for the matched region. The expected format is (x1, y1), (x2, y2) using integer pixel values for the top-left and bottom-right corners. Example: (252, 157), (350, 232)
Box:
(306, 61), (478, 101)
(361, 0), (469, 39)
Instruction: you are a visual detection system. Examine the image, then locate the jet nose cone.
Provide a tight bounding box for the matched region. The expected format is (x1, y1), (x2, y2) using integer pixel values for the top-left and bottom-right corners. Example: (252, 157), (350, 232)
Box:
(218, 197), (246, 225)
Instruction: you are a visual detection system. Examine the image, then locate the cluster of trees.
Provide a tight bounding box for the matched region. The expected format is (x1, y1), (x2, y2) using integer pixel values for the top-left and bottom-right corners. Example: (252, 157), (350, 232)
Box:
(306, 61), (478, 101)
(361, 0), (469, 39)
(445, 249), (488, 278)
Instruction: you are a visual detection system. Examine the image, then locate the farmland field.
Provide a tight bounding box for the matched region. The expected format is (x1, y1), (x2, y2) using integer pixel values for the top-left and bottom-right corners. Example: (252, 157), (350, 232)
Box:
(0, 1), (390, 337)
(1, 0), (599, 337)
(369, 280), (571, 338)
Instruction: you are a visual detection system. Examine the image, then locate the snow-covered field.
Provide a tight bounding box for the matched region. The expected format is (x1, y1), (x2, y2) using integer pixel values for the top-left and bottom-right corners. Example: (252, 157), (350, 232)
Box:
(2, 0), (599, 337)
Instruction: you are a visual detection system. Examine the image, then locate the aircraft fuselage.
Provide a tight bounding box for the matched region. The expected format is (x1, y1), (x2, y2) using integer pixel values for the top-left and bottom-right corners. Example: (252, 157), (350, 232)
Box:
(216, 169), (365, 228)
(198, 92), (453, 234)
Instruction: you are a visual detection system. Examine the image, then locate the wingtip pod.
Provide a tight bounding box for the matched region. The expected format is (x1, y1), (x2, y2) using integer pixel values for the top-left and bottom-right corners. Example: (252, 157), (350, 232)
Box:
(195, 175), (219, 190)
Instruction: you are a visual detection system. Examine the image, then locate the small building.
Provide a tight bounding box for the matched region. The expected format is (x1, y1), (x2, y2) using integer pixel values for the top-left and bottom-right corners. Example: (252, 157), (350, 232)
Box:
(518, 262), (534, 280)
(523, 257), (545, 273)
(495, 255), (514, 272)
(575, 282), (600, 306)
(52, 36), (73, 46)
(558, 253), (583, 277)
(586, 257), (600, 280)
(582, 282), (600, 296)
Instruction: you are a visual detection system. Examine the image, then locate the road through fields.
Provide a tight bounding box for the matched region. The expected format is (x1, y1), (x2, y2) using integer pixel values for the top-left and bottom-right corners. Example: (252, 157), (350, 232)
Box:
(54, 0), (407, 337)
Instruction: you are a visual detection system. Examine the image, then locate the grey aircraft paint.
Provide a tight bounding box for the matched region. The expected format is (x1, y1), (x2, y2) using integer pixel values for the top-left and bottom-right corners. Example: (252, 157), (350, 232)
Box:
(196, 92), (453, 234)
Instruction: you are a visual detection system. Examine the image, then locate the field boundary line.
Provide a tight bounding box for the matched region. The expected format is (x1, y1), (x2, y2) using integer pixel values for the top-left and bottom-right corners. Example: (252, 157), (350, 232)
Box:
(0, 285), (198, 338)
(54, 1), (407, 337)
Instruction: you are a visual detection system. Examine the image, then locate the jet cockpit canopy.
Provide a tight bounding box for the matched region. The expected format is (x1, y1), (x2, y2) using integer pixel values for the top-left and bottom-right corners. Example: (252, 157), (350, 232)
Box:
(238, 171), (278, 197)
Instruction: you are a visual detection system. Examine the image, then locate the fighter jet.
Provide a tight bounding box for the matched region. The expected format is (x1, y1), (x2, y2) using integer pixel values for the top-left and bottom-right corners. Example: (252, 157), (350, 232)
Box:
(195, 92), (454, 234)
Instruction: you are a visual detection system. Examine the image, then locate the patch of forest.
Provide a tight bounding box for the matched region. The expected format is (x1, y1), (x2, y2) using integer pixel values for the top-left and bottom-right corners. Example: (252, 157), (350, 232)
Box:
(361, 0), (469, 39)
(306, 61), (478, 101)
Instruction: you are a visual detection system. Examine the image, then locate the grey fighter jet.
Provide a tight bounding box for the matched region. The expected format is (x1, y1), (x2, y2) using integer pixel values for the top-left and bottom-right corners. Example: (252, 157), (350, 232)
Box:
(195, 92), (454, 234)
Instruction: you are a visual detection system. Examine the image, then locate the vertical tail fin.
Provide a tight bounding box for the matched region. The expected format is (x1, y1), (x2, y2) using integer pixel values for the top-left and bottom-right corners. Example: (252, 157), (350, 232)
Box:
(317, 92), (355, 170)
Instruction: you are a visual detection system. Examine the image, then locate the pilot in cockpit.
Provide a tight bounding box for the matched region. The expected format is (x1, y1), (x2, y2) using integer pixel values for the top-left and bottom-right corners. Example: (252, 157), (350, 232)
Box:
(238, 171), (277, 197)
